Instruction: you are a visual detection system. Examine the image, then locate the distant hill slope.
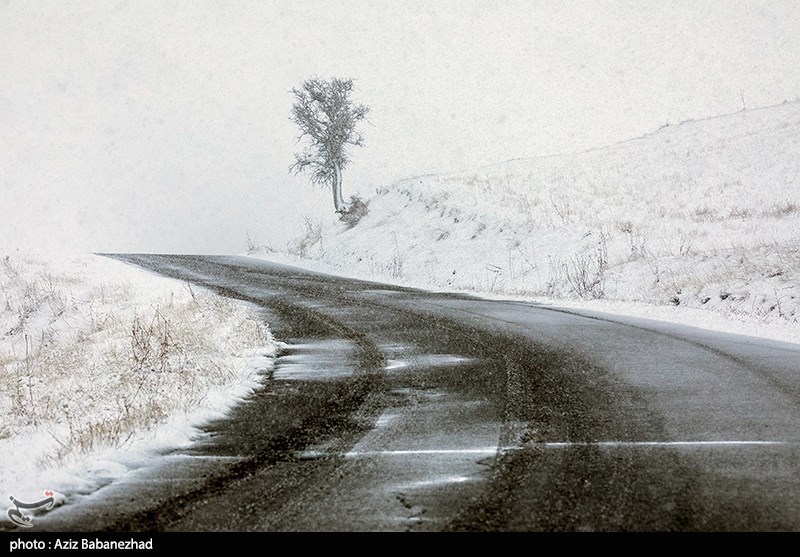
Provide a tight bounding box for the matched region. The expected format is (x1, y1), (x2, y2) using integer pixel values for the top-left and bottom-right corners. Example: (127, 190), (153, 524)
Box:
(280, 101), (800, 328)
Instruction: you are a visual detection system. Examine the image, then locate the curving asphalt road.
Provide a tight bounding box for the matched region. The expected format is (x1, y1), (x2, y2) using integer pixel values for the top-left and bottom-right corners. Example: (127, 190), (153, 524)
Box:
(29, 254), (800, 531)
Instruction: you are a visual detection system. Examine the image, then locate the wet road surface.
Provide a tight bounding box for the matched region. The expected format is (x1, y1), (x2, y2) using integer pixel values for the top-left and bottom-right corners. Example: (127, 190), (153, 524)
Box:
(28, 255), (800, 531)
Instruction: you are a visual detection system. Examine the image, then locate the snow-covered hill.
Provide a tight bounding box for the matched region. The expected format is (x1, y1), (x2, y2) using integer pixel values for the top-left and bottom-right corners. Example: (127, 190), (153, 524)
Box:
(267, 101), (800, 342)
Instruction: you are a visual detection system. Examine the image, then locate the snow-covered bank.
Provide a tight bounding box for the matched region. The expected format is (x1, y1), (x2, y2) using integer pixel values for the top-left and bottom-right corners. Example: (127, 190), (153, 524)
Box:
(254, 101), (800, 346)
(0, 252), (277, 510)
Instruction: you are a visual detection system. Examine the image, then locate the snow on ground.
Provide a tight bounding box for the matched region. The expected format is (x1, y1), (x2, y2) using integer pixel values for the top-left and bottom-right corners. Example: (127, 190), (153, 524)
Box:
(253, 101), (800, 346)
(0, 252), (277, 510)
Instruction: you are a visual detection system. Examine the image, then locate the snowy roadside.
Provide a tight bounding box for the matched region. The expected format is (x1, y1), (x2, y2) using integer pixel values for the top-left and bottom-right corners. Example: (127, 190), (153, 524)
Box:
(0, 252), (277, 515)
(252, 250), (800, 348)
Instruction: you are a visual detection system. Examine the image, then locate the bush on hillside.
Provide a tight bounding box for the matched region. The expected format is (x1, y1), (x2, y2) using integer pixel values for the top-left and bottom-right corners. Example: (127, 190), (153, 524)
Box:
(339, 195), (369, 228)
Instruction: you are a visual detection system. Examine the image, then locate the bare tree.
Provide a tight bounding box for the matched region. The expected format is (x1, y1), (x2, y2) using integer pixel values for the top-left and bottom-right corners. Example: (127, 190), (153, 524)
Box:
(289, 77), (369, 214)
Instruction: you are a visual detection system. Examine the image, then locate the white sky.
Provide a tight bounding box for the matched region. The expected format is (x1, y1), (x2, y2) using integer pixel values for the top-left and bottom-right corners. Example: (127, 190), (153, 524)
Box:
(2, 0), (800, 253)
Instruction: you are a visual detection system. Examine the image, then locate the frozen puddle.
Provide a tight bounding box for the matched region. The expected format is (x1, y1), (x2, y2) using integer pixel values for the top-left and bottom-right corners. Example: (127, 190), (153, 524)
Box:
(272, 339), (360, 381)
(397, 475), (476, 490)
(386, 359), (409, 370)
(415, 354), (474, 367)
(386, 354), (475, 372)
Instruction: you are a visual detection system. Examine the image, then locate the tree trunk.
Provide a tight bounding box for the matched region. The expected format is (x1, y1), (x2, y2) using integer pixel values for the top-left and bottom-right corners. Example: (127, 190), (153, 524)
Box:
(332, 160), (346, 213)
